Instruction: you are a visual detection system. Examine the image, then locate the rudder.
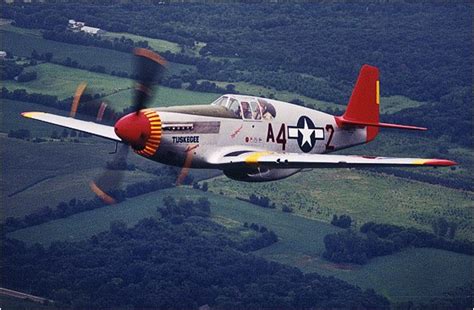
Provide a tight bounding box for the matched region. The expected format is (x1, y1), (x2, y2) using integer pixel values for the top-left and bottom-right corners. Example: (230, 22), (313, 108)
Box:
(341, 65), (380, 142)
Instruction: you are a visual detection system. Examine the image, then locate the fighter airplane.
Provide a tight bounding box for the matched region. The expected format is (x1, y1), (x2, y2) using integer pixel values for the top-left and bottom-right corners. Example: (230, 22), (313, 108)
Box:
(22, 48), (456, 201)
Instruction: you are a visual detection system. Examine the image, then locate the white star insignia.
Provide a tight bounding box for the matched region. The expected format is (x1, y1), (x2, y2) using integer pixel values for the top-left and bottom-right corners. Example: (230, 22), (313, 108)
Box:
(299, 118), (313, 147)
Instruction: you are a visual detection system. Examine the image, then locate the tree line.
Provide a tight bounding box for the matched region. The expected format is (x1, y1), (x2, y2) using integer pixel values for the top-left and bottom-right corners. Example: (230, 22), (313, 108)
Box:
(0, 87), (119, 122)
(2, 214), (389, 309)
(3, 3), (470, 103)
(2, 3), (471, 152)
(3, 171), (178, 233)
(323, 221), (474, 265)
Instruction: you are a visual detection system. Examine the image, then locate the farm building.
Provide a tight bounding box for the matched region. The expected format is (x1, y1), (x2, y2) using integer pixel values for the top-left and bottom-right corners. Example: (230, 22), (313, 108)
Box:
(80, 26), (105, 35)
(68, 19), (85, 30)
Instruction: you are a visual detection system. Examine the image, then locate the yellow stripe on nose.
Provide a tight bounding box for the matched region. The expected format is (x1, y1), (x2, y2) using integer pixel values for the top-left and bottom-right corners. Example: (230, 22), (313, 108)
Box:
(376, 80), (380, 105)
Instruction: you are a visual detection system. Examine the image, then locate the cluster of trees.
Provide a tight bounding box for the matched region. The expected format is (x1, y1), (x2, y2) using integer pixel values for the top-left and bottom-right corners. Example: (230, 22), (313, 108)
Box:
(386, 86), (472, 147)
(238, 230), (278, 252)
(323, 221), (473, 265)
(1, 87), (119, 122)
(3, 177), (175, 233)
(431, 217), (458, 239)
(1, 217), (389, 309)
(30, 49), (53, 62)
(331, 214), (352, 229)
(186, 80), (228, 94)
(16, 70), (37, 82)
(0, 59), (23, 80)
(367, 167), (472, 191)
(3, 4), (472, 151)
(43, 30), (149, 53)
(400, 282), (473, 310)
(7, 128), (30, 140)
(4, 3), (471, 104)
(245, 222), (274, 235)
(245, 194), (276, 209)
(1, 87), (59, 107)
(192, 181), (208, 192)
(360, 222), (473, 255)
(157, 195), (211, 223)
(323, 230), (397, 264)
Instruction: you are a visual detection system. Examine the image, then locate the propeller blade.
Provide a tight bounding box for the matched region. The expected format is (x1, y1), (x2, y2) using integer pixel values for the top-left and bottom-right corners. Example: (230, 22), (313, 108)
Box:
(133, 48), (167, 114)
(176, 144), (199, 186)
(96, 101), (108, 122)
(70, 82), (87, 118)
(90, 144), (130, 204)
(88, 49), (168, 204)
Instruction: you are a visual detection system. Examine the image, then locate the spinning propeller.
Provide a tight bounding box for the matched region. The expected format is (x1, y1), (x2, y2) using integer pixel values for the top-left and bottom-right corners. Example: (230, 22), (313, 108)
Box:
(70, 48), (190, 204)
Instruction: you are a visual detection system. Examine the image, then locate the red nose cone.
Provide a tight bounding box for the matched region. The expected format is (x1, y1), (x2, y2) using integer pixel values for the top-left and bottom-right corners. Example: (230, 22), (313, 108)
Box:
(114, 112), (151, 149)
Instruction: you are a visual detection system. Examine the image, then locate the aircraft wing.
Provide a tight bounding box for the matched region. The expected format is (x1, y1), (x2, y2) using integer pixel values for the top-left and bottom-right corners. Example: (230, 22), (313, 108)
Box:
(22, 112), (121, 142)
(212, 151), (456, 168)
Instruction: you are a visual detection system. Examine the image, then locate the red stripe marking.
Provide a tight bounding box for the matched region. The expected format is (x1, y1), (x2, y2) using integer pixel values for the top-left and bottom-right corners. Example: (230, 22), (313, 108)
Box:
(423, 159), (457, 166)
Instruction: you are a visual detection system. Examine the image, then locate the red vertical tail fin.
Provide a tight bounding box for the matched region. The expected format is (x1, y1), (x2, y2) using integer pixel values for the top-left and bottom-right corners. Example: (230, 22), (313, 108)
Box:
(339, 65), (380, 142)
(335, 65), (426, 141)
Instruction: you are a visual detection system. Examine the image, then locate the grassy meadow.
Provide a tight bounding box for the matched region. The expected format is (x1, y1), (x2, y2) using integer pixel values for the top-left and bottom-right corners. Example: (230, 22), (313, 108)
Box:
(0, 24), (194, 76)
(204, 169), (473, 241)
(2, 63), (132, 99)
(103, 87), (219, 110)
(203, 80), (424, 114)
(1, 99), (221, 218)
(101, 31), (181, 53)
(1, 62), (215, 108)
(0, 133), (161, 218)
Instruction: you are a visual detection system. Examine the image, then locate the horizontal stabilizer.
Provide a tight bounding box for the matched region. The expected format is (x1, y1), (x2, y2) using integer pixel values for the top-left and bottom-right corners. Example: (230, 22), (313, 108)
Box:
(22, 112), (122, 142)
(335, 116), (427, 131)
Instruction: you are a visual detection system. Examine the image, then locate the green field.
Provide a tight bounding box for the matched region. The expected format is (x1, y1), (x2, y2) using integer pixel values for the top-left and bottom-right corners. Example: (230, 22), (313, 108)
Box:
(101, 31), (181, 53)
(2, 61), (219, 110)
(0, 133), (161, 218)
(1, 99), (222, 218)
(1, 99), (70, 135)
(205, 169), (473, 241)
(2, 63), (132, 100)
(0, 24), (194, 76)
(199, 80), (425, 114)
(352, 131), (474, 190)
(7, 190), (166, 244)
(380, 95), (426, 114)
(8, 186), (472, 303)
(200, 80), (343, 111)
(0, 100), (157, 218)
(102, 31), (207, 57)
(103, 87), (219, 110)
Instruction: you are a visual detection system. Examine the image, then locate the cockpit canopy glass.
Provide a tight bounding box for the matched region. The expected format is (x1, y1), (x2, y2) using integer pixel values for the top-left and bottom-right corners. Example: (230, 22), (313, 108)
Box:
(211, 96), (228, 107)
(212, 95), (274, 120)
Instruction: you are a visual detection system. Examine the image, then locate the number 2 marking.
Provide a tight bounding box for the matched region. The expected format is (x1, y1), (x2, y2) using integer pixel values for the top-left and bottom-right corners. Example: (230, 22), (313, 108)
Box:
(325, 124), (335, 151)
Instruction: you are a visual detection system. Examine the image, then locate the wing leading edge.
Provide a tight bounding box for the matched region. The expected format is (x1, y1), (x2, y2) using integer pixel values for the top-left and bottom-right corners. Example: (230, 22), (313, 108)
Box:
(212, 151), (457, 169)
(22, 112), (121, 142)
